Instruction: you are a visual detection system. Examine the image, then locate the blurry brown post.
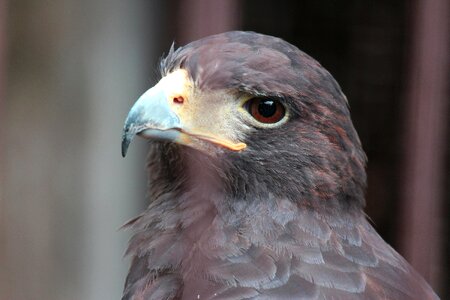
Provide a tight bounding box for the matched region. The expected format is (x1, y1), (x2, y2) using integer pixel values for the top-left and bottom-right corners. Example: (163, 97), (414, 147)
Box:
(0, 0), (6, 297)
(0, 0), (5, 96)
(176, 0), (241, 44)
(0, 0), (5, 128)
(399, 0), (449, 292)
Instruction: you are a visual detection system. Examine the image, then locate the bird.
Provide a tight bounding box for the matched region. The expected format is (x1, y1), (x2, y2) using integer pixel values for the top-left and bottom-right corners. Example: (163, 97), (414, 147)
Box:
(121, 31), (438, 299)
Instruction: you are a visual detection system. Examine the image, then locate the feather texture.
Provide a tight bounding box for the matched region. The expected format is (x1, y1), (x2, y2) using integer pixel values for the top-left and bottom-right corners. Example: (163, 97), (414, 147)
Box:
(123, 189), (437, 299)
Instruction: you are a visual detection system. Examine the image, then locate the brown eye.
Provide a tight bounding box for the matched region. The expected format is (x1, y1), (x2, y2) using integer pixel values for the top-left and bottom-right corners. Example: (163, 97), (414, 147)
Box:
(244, 98), (286, 124)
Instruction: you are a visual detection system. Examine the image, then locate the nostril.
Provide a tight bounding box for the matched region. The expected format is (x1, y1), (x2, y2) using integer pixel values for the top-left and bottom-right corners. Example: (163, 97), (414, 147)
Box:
(173, 96), (184, 104)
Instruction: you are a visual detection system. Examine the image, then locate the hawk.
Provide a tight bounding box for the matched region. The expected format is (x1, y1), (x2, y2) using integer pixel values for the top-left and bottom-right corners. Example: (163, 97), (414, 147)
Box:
(121, 31), (437, 299)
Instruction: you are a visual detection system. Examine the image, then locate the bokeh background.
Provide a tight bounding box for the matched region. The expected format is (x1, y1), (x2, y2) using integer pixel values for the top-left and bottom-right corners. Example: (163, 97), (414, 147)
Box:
(0, 0), (448, 299)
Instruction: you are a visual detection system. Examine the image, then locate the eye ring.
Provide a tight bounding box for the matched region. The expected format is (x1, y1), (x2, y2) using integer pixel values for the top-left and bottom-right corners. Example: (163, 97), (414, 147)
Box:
(244, 97), (286, 124)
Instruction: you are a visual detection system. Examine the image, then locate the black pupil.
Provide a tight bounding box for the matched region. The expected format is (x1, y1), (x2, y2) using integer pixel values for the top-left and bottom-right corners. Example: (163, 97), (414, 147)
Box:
(258, 100), (277, 118)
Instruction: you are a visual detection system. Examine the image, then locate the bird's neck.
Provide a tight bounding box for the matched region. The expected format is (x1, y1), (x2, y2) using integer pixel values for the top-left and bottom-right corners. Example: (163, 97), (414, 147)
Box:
(124, 143), (367, 297)
(144, 144), (365, 242)
(146, 142), (365, 223)
(134, 160), (365, 295)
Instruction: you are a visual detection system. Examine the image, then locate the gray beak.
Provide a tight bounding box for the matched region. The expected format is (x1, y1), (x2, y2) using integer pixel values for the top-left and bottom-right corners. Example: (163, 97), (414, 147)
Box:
(121, 85), (182, 157)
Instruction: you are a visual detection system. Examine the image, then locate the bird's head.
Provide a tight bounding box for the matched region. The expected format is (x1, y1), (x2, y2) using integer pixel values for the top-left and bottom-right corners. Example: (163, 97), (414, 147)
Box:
(122, 31), (366, 211)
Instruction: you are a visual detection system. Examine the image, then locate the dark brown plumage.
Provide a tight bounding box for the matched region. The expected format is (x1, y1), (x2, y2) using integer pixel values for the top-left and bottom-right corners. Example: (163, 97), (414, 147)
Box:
(121, 31), (437, 299)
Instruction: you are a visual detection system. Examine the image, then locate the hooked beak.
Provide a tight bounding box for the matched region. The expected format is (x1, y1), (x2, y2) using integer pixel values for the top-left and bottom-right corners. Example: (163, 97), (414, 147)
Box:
(121, 84), (182, 157)
(121, 69), (246, 157)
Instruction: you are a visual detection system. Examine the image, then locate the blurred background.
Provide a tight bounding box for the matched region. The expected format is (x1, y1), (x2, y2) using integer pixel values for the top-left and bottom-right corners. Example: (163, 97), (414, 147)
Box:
(0, 0), (448, 299)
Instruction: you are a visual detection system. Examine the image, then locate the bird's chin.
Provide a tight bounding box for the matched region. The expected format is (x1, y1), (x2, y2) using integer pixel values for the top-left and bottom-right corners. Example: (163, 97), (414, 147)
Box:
(137, 128), (246, 155)
(138, 128), (219, 156)
(138, 128), (182, 142)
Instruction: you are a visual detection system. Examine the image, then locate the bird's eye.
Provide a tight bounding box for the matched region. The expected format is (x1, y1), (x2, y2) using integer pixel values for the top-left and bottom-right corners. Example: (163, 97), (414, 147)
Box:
(244, 98), (286, 124)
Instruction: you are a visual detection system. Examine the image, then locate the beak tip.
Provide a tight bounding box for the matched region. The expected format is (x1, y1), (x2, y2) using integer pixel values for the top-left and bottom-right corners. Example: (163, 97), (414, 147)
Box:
(121, 132), (132, 158)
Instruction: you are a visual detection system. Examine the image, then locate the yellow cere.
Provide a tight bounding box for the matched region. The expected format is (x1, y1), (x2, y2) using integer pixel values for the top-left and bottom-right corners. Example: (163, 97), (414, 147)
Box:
(159, 69), (192, 107)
